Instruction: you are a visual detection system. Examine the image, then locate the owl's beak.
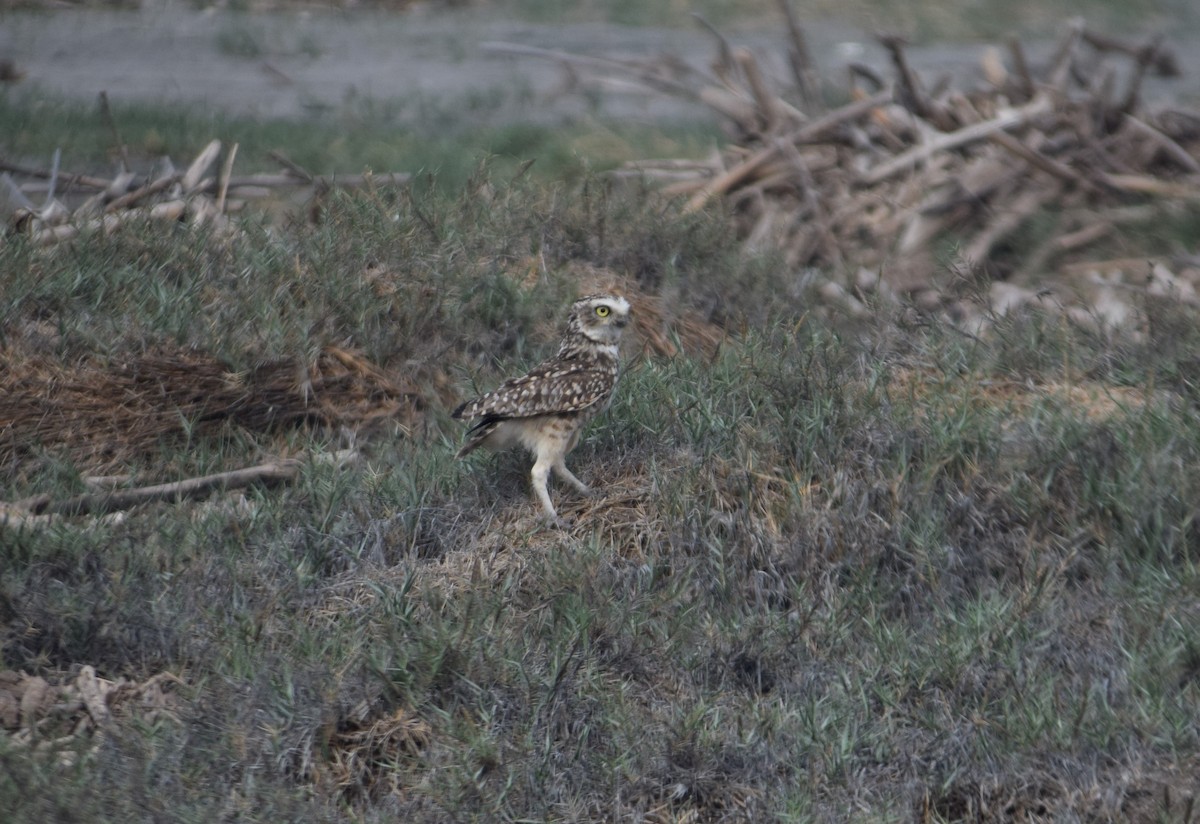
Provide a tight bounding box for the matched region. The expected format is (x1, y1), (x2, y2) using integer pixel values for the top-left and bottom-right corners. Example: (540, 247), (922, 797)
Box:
(614, 315), (629, 328)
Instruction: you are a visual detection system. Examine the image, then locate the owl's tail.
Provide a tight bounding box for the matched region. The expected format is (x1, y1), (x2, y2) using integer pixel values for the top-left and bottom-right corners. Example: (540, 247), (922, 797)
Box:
(454, 415), (499, 459)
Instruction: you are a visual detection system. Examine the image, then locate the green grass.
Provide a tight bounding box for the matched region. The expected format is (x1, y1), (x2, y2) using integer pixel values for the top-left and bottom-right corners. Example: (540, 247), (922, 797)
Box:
(3, 130), (1200, 821)
(0, 90), (721, 195)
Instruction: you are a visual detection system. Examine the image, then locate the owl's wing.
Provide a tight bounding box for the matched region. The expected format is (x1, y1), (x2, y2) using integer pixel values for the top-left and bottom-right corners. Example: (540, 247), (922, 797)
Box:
(452, 360), (615, 422)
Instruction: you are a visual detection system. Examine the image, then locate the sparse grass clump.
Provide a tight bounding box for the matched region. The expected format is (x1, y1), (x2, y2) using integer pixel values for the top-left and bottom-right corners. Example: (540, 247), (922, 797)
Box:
(0, 90), (720, 195)
(2, 163), (1199, 823)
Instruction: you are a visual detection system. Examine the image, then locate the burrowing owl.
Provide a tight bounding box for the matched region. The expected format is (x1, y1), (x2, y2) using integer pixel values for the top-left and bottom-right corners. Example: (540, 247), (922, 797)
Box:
(452, 293), (632, 525)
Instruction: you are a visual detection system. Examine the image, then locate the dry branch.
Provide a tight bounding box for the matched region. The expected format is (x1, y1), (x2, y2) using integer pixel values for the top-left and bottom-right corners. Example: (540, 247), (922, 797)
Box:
(182, 139), (222, 192)
(0, 160), (113, 192)
(1120, 114), (1200, 173)
(861, 95), (1053, 184)
(5, 132), (413, 245)
(103, 172), (182, 212)
(216, 142), (239, 214)
(19, 452), (357, 518)
(98, 91), (131, 173)
(987, 131), (1097, 191)
(1006, 37), (1035, 100)
(776, 0), (822, 112)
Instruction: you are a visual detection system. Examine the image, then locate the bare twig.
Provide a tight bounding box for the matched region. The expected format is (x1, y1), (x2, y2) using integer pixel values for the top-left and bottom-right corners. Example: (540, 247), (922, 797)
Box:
(104, 173), (182, 213)
(789, 90), (893, 144)
(1082, 28), (1180, 76)
(691, 13), (735, 79)
(878, 34), (929, 119)
(1116, 34), (1165, 116)
(18, 452), (358, 518)
(1046, 20), (1085, 91)
(1119, 114), (1200, 173)
(98, 91), (131, 173)
(268, 149), (314, 183)
(1007, 37), (1036, 100)
(683, 146), (776, 213)
(0, 160), (112, 191)
(988, 131), (1100, 191)
(735, 48), (779, 133)
(216, 143), (239, 214)
(31, 460), (304, 516)
(776, 0), (823, 112)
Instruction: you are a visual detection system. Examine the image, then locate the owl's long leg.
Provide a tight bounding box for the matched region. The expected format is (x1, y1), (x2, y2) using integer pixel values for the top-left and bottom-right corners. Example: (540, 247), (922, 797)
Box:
(530, 455), (561, 524)
(553, 458), (591, 496)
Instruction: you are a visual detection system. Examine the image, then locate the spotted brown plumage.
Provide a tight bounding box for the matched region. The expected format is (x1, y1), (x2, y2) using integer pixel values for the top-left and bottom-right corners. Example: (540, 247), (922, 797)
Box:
(452, 293), (631, 525)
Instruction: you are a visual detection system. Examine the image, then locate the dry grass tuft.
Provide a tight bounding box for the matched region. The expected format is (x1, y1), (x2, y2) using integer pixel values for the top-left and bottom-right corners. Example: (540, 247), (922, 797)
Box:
(0, 344), (425, 473)
(923, 757), (1200, 823)
(890, 367), (1157, 422)
(318, 704), (433, 805)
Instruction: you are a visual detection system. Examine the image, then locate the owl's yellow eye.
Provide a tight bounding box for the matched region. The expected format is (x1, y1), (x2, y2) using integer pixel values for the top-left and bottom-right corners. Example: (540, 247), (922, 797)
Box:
(595, 305), (611, 318)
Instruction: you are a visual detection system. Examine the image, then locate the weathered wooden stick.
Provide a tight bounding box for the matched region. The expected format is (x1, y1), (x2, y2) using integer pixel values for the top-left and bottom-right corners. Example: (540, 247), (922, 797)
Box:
(657, 178), (710, 198)
(267, 149), (314, 183)
(698, 86), (759, 131)
(1120, 114), (1200, 173)
(683, 146), (776, 212)
(0, 161), (112, 191)
(216, 142), (239, 214)
(1046, 20), (1084, 90)
(16, 451), (358, 518)
(182, 139), (222, 192)
(848, 62), (886, 92)
(878, 34), (947, 127)
(862, 95), (1052, 185)
(734, 48), (778, 133)
(1082, 28), (1180, 76)
(691, 12), (735, 78)
(1006, 37), (1035, 100)
(98, 91), (131, 174)
(776, 0), (823, 112)
(77, 666), (111, 728)
(988, 131), (1100, 191)
(1055, 221), (1114, 252)
(28, 460), (303, 516)
(104, 173), (182, 212)
(789, 90), (893, 144)
(1116, 34), (1165, 117)
(1099, 172), (1200, 198)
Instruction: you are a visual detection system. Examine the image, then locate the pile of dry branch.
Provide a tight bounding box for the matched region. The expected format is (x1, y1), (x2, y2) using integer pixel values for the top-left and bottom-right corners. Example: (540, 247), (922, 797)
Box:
(0, 666), (183, 765)
(1, 131), (409, 246)
(492, 13), (1200, 332)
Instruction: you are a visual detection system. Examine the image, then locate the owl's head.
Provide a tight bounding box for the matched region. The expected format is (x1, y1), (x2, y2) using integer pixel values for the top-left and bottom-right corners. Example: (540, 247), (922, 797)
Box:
(569, 294), (631, 345)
